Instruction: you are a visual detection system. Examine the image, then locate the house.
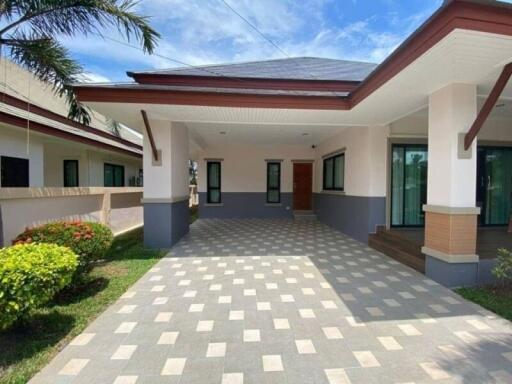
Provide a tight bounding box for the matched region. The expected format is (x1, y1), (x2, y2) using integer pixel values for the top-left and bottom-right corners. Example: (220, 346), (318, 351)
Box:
(0, 60), (144, 246)
(0, 59), (143, 188)
(73, 0), (512, 287)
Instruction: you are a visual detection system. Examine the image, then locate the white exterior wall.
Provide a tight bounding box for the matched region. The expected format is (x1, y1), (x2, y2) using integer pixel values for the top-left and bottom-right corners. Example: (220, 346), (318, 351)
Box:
(0, 124), (141, 188)
(44, 143), (141, 187)
(0, 125), (44, 187)
(197, 144), (315, 193)
(313, 126), (388, 197)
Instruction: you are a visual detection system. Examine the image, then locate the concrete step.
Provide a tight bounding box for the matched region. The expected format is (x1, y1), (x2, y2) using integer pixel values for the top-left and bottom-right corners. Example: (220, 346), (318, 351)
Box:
(293, 210), (317, 220)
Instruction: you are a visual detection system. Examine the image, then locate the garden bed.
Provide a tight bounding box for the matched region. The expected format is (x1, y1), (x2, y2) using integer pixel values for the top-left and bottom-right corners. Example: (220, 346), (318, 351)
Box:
(0, 228), (166, 384)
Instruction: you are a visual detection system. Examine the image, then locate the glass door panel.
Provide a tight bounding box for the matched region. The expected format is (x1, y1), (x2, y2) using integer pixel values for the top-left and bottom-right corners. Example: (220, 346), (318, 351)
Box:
(404, 148), (428, 226)
(478, 147), (512, 225)
(391, 147), (404, 226)
(391, 145), (428, 227)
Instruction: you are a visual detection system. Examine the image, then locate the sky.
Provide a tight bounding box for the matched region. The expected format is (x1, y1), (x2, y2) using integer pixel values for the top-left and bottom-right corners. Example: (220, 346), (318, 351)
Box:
(66, 0), (449, 83)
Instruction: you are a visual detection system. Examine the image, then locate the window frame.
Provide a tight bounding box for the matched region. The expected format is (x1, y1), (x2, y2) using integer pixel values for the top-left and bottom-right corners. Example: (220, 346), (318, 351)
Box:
(63, 159), (79, 187)
(0, 155), (29, 187)
(266, 161), (281, 204)
(323, 153), (345, 191)
(104, 163), (125, 187)
(206, 161), (221, 204)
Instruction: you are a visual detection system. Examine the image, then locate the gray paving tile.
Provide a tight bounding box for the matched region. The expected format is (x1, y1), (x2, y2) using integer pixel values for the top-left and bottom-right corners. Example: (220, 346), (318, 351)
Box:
(28, 219), (512, 384)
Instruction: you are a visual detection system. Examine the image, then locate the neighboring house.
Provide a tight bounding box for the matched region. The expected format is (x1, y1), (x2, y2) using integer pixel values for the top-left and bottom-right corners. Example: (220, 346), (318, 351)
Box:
(0, 60), (144, 247)
(0, 59), (143, 188)
(74, 0), (512, 287)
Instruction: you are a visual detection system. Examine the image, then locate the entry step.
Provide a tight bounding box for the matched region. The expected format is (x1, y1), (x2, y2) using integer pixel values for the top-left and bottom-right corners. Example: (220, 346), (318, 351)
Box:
(293, 210), (317, 220)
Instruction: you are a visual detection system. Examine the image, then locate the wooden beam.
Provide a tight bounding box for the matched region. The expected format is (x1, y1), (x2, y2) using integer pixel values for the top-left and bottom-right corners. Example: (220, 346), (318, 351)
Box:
(464, 63), (512, 150)
(141, 110), (159, 162)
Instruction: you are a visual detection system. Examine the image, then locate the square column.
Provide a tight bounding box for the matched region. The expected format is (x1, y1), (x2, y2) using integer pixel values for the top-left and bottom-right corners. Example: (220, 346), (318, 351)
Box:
(142, 120), (189, 248)
(423, 83), (480, 287)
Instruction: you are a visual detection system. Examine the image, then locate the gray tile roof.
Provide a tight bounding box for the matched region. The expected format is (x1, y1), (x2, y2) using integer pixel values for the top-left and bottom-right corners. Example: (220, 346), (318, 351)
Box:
(128, 57), (378, 82)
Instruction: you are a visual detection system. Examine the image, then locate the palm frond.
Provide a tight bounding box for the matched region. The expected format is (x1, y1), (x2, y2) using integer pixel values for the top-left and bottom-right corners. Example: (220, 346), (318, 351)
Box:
(0, 1), (159, 53)
(6, 32), (82, 87)
(106, 117), (122, 137)
(0, 0), (160, 124)
(65, 84), (92, 125)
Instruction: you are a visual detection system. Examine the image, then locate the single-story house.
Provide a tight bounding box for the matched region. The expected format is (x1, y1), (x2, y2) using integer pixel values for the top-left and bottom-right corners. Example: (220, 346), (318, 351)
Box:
(74, 0), (512, 287)
(0, 59), (143, 188)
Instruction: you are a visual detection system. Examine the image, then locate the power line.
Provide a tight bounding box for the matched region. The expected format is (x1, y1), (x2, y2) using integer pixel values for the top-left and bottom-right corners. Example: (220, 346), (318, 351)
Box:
(218, 0), (339, 93)
(219, 0), (290, 58)
(91, 32), (307, 96)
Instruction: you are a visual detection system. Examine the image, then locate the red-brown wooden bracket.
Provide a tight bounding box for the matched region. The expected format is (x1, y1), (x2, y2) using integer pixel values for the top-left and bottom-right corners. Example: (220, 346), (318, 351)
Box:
(141, 110), (159, 162)
(464, 62), (512, 150)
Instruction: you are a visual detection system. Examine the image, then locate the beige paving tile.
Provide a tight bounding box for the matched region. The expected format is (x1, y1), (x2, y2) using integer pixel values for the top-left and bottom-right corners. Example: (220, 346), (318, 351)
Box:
(161, 358), (187, 376)
(58, 359), (89, 376)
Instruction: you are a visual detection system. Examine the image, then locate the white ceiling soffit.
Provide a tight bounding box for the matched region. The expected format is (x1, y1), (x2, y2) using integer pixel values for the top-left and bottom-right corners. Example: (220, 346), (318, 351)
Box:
(85, 29), (512, 132)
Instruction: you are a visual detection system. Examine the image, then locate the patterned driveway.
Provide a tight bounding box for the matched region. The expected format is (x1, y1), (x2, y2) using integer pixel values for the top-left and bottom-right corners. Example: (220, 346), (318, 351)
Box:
(31, 219), (512, 384)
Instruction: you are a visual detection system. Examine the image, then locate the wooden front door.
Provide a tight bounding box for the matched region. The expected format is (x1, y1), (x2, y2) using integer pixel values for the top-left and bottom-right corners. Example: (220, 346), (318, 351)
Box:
(293, 162), (313, 210)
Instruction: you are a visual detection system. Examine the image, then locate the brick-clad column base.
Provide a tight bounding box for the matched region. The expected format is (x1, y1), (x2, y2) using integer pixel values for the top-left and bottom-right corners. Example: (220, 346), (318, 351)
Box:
(422, 205), (480, 287)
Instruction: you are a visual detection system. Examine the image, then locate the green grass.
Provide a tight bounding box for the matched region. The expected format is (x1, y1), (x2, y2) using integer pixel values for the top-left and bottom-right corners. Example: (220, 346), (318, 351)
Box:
(190, 205), (198, 224)
(0, 228), (166, 384)
(457, 285), (512, 322)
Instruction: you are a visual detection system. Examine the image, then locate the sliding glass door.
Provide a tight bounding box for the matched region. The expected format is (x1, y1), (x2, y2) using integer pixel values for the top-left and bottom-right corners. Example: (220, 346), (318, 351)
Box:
(391, 144), (428, 227)
(477, 147), (512, 225)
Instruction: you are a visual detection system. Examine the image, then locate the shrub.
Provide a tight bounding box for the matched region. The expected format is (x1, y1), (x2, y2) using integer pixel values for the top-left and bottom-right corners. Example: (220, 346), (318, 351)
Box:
(14, 221), (113, 275)
(493, 248), (512, 285)
(0, 243), (78, 330)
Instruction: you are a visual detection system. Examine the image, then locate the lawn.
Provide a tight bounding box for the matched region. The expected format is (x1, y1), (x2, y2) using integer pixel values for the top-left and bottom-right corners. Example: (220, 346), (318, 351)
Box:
(457, 285), (512, 322)
(0, 228), (167, 384)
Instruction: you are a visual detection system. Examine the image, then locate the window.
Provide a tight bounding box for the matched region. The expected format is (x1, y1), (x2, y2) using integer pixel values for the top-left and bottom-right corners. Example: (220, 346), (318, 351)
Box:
(266, 162), (281, 203)
(323, 153), (344, 191)
(63, 160), (79, 187)
(1, 156), (29, 187)
(207, 161), (221, 203)
(104, 163), (125, 187)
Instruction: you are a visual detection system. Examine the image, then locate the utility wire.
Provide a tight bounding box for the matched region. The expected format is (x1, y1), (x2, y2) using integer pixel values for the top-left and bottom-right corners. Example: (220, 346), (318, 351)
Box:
(91, 32), (308, 96)
(218, 0), (340, 94)
(219, 0), (290, 58)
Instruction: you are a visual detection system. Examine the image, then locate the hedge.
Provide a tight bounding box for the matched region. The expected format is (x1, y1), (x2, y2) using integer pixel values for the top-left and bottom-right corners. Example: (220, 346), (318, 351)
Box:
(0, 243), (78, 330)
(14, 221), (113, 276)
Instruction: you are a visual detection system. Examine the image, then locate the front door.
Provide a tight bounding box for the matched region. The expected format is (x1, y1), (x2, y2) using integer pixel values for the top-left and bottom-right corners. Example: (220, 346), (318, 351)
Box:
(293, 162), (312, 210)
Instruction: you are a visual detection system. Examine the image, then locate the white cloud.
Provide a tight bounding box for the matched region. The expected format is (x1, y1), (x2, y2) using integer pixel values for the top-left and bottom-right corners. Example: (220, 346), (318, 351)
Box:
(62, 0), (443, 80)
(79, 72), (111, 83)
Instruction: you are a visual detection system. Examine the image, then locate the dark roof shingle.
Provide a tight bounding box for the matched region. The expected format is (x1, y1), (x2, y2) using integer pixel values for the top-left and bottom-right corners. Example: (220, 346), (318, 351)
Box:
(128, 57), (378, 82)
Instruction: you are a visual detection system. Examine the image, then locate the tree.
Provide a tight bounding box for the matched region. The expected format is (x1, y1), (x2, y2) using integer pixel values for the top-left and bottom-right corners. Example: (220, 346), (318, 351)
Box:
(0, 1), (159, 125)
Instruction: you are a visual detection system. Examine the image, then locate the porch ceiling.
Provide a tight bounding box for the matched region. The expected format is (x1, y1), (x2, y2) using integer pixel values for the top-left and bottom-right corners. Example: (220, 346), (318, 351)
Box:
(187, 122), (343, 148)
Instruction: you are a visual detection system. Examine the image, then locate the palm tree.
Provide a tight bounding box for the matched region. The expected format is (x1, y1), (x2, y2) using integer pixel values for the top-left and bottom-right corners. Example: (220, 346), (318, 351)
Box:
(0, 1), (160, 125)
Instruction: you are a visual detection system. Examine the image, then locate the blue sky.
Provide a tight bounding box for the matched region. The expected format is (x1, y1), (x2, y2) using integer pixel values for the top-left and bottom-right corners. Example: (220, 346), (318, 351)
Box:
(66, 0), (447, 83)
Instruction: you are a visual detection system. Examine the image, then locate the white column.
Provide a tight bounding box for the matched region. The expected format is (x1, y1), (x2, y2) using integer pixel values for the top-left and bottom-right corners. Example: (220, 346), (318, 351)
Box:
(427, 83), (477, 208)
(142, 119), (189, 248)
(424, 83), (480, 287)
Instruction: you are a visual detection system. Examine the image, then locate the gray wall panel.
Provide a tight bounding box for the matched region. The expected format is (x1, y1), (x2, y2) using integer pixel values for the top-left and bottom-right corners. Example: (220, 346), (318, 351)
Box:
(199, 192), (293, 219)
(425, 256), (478, 287)
(144, 200), (189, 248)
(313, 193), (385, 243)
